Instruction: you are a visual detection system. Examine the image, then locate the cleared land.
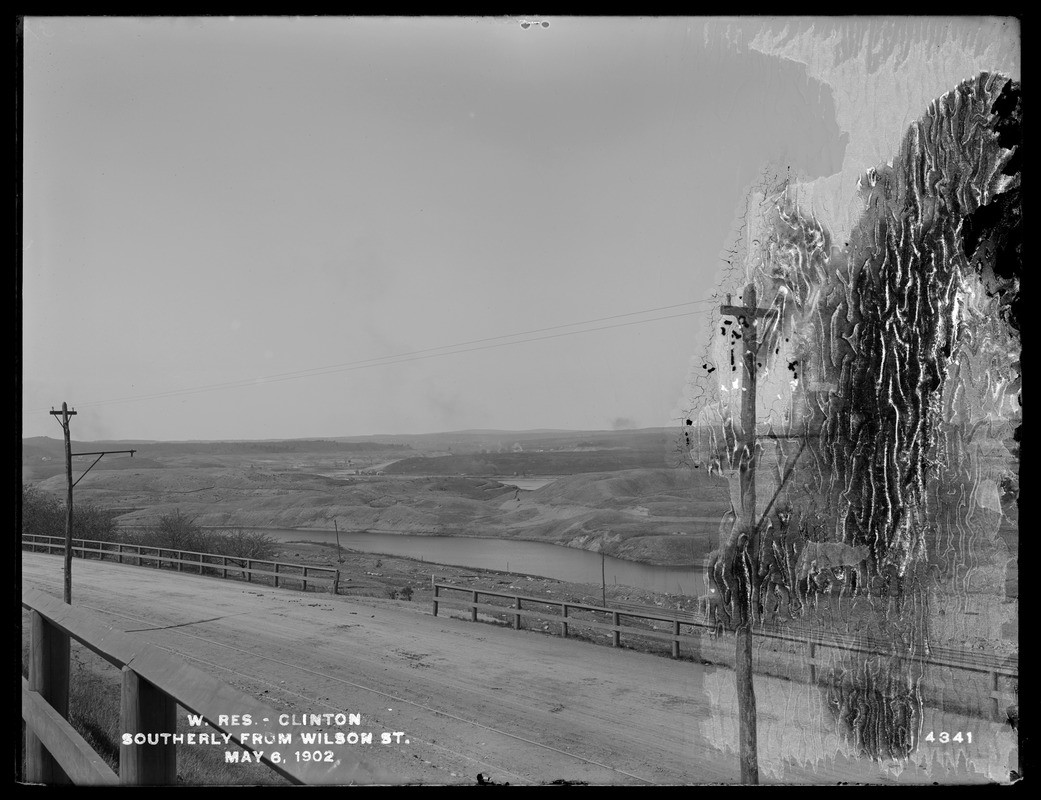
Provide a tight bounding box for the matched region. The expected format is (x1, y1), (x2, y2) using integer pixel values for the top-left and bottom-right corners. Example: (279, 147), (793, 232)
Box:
(22, 430), (731, 566)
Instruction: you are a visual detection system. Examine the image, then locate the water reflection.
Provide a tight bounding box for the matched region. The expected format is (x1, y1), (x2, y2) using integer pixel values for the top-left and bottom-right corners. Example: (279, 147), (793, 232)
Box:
(262, 527), (706, 596)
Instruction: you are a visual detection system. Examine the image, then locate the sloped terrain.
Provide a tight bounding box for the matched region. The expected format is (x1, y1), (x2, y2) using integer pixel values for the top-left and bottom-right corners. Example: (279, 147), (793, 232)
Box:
(29, 450), (731, 567)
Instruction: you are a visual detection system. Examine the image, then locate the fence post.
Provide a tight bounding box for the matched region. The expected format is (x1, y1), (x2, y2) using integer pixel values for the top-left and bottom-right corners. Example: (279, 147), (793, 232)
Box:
(612, 612), (621, 647)
(176, 549), (182, 573)
(302, 567), (308, 592)
(120, 667), (177, 785)
(222, 556), (228, 580)
(117, 543), (123, 564)
(246, 560), (252, 582)
(471, 590), (478, 622)
(432, 584), (439, 617)
(514, 597), (522, 630)
(562, 604), (568, 638)
(274, 563), (280, 588)
(809, 641), (817, 684)
(25, 611), (71, 784)
(333, 569), (340, 595)
(673, 619), (681, 659)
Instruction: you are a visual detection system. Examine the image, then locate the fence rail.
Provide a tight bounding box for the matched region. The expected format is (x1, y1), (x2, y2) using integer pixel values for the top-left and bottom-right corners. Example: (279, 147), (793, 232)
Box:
(22, 536), (1016, 726)
(21, 535), (340, 594)
(432, 582), (1018, 720)
(20, 588), (374, 785)
(434, 583), (706, 656)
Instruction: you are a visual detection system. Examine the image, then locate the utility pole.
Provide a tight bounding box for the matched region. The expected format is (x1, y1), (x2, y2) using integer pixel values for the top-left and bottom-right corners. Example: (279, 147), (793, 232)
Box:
(49, 403), (77, 605)
(48, 404), (135, 605)
(718, 284), (773, 785)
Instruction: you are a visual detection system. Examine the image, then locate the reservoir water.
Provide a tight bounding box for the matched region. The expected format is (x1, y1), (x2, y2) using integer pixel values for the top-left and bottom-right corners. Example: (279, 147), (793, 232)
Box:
(260, 527), (705, 597)
(495, 477), (557, 490)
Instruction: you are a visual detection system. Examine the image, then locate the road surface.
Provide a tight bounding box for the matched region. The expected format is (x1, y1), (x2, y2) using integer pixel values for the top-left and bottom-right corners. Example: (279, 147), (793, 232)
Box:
(21, 553), (1013, 785)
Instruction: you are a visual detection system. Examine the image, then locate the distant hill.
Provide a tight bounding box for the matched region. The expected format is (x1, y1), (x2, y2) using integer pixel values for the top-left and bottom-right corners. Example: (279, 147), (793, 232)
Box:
(21, 437), (411, 463)
(23, 428), (689, 462)
(333, 427), (685, 456)
(384, 446), (683, 477)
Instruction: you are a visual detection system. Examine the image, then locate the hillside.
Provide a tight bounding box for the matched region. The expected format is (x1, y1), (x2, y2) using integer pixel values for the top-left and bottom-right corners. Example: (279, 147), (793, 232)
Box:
(21, 429), (729, 566)
(384, 449), (680, 476)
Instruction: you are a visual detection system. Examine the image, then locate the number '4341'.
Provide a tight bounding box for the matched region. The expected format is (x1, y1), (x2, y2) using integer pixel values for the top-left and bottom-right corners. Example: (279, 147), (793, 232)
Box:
(924, 731), (972, 744)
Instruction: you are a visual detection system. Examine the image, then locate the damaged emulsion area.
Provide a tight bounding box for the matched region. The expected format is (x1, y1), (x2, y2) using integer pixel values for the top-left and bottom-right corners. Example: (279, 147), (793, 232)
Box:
(700, 72), (1021, 764)
(817, 72), (1020, 759)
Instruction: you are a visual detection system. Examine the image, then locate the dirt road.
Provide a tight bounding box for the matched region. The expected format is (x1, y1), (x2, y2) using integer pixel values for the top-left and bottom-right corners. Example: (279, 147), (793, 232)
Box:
(21, 553), (1011, 785)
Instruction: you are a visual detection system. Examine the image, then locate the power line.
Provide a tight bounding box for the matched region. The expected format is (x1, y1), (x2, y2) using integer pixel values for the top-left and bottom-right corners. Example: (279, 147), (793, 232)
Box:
(71, 300), (716, 410)
(77, 307), (713, 408)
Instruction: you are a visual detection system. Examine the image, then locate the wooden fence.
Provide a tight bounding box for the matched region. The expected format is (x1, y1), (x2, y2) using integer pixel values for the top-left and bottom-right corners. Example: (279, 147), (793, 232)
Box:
(433, 582), (709, 658)
(21, 537), (1015, 723)
(432, 583), (1018, 721)
(20, 588), (379, 785)
(22, 535), (340, 594)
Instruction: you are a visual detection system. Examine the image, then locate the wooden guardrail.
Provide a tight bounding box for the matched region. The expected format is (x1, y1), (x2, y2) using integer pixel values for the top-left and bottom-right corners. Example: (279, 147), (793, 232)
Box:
(433, 583), (711, 659)
(432, 583), (1018, 720)
(22, 535), (340, 594)
(609, 599), (1019, 682)
(20, 587), (389, 785)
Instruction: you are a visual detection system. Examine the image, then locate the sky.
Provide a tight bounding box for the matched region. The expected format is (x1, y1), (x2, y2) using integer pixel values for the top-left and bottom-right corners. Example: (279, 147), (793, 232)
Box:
(20, 17), (1019, 442)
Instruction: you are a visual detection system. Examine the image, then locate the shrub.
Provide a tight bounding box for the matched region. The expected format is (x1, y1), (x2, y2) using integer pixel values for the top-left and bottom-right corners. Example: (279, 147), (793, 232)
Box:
(155, 509), (202, 551)
(207, 528), (277, 560)
(111, 522), (277, 561)
(21, 485), (118, 542)
(75, 503), (120, 542)
(21, 485), (63, 538)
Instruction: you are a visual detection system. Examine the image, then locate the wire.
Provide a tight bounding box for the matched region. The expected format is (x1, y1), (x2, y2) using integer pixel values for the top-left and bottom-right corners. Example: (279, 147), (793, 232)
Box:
(70, 300), (716, 410)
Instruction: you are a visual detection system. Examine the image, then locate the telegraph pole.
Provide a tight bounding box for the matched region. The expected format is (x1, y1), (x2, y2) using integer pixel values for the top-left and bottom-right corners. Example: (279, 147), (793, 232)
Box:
(718, 284), (773, 785)
(49, 403), (77, 605)
(47, 404), (135, 605)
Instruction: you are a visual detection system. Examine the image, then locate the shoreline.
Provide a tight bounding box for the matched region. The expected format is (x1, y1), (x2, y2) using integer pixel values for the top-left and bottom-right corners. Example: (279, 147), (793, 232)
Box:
(196, 523), (702, 570)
